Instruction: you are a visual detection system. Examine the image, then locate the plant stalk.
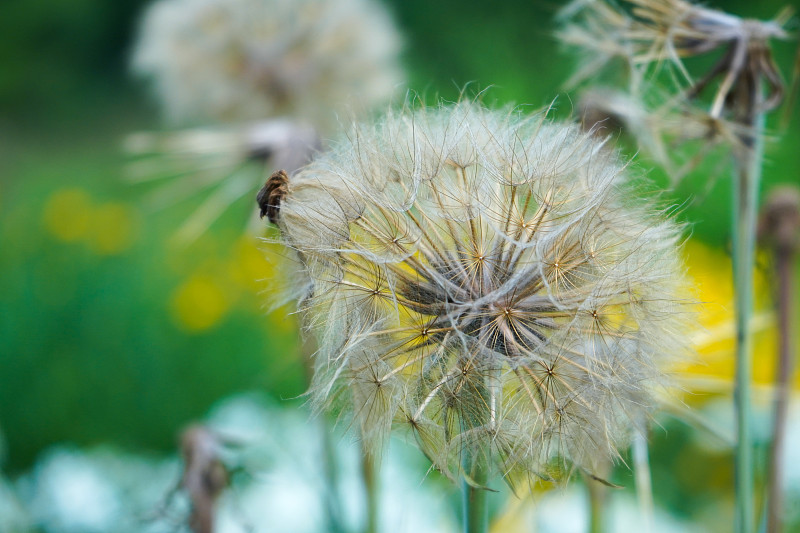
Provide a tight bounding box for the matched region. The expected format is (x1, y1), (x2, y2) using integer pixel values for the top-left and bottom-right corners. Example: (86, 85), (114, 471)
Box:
(732, 81), (765, 533)
(586, 475), (608, 533)
(461, 365), (491, 533)
(362, 443), (379, 533)
(633, 430), (654, 533)
(463, 471), (489, 533)
(764, 188), (799, 533)
(766, 245), (794, 533)
(299, 335), (345, 533)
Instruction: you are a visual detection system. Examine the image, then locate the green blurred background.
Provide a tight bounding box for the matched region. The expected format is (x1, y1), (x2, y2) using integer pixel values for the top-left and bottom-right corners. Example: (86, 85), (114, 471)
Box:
(0, 0), (798, 529)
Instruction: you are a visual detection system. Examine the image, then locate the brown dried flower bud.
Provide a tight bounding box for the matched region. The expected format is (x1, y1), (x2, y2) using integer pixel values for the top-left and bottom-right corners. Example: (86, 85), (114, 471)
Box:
(257, 169), (290, 224)
(759, 185), (800, 254)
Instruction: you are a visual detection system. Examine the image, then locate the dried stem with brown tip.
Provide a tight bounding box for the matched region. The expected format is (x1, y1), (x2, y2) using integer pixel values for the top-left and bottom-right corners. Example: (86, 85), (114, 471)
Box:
(759, 186), (800, 533)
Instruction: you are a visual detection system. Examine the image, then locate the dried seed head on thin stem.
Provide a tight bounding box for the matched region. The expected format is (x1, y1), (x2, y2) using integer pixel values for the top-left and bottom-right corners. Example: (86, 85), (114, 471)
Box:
(559, 0), (792, 179)
(272, 101), (691, 487)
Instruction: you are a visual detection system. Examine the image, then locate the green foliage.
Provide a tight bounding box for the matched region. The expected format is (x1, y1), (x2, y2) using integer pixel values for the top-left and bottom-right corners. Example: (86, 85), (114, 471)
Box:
(0, 127), (305, 470)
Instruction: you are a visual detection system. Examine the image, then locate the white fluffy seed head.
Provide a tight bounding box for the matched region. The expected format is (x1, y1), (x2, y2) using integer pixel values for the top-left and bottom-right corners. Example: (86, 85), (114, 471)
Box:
(132, 0), (404, 129)
(275, 101), (690, 486)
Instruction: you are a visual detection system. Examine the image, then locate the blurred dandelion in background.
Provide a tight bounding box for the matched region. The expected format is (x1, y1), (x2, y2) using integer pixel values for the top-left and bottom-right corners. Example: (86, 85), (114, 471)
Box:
(125, 0), (407, 244)
(270, 101), (692, 493)
(131, 0), (404, 129)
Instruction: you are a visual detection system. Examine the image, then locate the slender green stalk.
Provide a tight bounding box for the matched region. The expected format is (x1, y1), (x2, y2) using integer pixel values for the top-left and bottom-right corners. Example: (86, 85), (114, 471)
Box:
(362, 443), (379, 533)
(299, 334), (345, 533)
(585, 458), (612, 533)
(461, 367), (491, 533)
(319, 421), (345, 533)
(633, 430), (654, 533)
(732, 83), (765, 533)
(462, 471), (489, 533)
(587, 476), (607, 533)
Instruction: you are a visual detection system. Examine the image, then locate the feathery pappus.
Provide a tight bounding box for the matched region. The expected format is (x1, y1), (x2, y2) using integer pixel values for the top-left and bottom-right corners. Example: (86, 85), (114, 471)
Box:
(267, 101), (690, 487)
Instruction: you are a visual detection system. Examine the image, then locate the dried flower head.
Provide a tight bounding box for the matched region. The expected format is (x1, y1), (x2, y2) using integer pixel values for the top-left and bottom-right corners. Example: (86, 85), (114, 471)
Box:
(132, 0), (404, 128)
(270, 102), (689, 486)
(559, 0), (792, 178)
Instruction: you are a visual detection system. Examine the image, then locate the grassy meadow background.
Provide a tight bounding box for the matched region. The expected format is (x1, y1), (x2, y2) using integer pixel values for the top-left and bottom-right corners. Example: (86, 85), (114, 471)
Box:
(1, 0), (799, 530)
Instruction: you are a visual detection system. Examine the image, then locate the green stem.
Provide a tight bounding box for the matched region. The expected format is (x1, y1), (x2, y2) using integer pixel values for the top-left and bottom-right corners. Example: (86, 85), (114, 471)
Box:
(633, 430), (653, 533)
(299, 334), (345, 533)
(585, 458), (612, 533)
(587, 477), (606, 533)
(732, 98), (764, 533)
(461, 366), (491, 533)
(462, 470), (489, 533)
(362, 443), (379, 533)
(319, 416), (345, 533)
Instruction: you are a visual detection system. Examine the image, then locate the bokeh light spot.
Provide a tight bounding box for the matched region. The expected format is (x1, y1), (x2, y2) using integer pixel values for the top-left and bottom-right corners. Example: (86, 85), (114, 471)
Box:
(170, 274), (230, 332)
(227, 236), (277, 290)
(677, 240), (778, 397)
(86, 202), (138, 255)
(43, 189), (92, 242)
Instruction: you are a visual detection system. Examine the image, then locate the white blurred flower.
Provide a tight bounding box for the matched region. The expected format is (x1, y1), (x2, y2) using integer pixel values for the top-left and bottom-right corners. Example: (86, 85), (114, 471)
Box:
(21, 450), (120, 533)
(536, 487), (706, 533)
(132, 0), (405, 129)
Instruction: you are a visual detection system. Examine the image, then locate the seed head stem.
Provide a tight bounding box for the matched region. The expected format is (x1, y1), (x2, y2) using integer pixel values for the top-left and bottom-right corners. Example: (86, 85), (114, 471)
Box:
(462, 365), (491, 533)
(731, 75), (765, 533)
(300, 336), (347, 533)
(632, 430), (654, 533)
(462, 464), (489, 533)
(586, 462), (611, 533)
(362, 443), (380, 533)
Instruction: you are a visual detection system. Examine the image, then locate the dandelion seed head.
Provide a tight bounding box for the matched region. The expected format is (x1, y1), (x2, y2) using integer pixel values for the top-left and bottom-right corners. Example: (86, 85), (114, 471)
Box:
(273, 101), (689, 485)
(132, 0), (404, 128)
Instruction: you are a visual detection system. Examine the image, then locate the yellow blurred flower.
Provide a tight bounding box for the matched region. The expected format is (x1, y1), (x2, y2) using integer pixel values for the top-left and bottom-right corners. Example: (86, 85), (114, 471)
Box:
(43, 189), (92, 242)
(42, 190), (139, 255)
(86, 202), (139, 255)
(226, 235), (275, 291)
(170, 273), (231, 331)
(677, 240), (779, 395)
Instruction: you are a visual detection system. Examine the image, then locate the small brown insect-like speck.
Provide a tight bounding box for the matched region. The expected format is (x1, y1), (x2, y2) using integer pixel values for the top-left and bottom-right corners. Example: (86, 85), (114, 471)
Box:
(257, 169), (289, 224)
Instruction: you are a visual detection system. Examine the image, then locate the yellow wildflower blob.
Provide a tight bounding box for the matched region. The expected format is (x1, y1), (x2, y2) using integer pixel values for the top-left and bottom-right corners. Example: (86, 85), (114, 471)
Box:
(226, 236), (276, 291)
(86, 202), (139, 255)
(170, 274), (230, 331)
(267, 306), (298, 335)
(43, 189), (92, 242)
(678, 240), (777, 395)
